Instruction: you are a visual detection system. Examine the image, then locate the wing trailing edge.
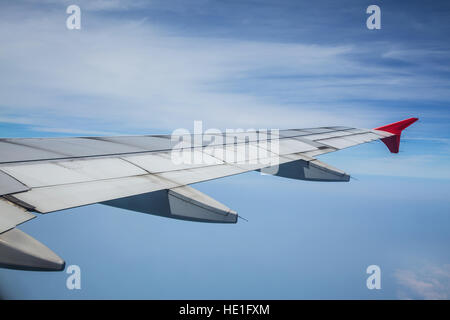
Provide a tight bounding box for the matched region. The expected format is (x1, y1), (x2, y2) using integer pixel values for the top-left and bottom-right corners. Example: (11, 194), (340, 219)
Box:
(0, 198), (35, 234)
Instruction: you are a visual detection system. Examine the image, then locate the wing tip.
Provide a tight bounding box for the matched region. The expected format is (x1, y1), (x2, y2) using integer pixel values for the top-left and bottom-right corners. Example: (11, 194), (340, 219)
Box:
(374, 117), (419, 153)
(374, 117), (419, 133)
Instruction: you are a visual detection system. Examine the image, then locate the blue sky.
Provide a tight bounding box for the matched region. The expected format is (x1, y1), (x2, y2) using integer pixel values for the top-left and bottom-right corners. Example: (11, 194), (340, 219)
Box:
(0, 0), (449, 299)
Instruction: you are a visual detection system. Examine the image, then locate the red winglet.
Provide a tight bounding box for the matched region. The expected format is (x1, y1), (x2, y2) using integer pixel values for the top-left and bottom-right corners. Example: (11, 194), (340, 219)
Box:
(373, 117), (418, 153)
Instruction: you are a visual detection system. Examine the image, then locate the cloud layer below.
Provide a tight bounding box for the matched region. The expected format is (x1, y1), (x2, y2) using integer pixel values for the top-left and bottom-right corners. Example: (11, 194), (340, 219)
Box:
(396, 264), (450, 299)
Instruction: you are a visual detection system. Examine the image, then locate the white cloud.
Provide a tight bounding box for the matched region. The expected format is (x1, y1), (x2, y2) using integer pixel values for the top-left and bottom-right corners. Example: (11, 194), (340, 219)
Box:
(395, 264), (450, 300)
(0, 11), (358, 131)
(1, 3), (448, 135)
(22, 0), (148, 11)
(29, 126), (124, 136)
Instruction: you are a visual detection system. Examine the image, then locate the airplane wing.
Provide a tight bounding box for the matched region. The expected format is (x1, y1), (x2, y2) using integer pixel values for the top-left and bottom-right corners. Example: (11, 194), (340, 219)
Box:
(0, 117), (418, 271)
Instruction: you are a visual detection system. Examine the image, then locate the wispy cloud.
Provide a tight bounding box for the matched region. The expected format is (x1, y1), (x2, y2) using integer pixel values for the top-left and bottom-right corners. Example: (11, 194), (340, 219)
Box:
(1, 1), (449, 134)
(22, 0), (148, 11)
(395, 264), (450, 300)
(342, 154), (450, 179)
(29, 126), (124, 136)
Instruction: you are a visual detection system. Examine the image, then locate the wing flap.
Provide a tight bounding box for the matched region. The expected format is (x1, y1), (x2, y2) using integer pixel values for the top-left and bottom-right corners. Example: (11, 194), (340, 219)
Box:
(315, 137), (359, 149)
(10, 174), (179, 213)
(0, 198), (35, 234)
(0, 158), (147, 188)
(156, 163), (247, 186)
(0, 170), (29, 196)
(124, 150), (222, 173)
(277, 138), (318, 154)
